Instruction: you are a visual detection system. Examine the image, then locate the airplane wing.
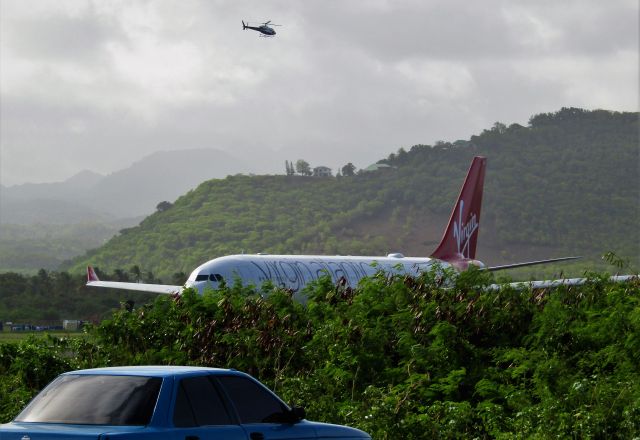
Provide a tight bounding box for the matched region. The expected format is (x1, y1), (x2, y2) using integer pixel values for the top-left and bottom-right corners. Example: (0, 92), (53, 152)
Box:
(485, 256), (582, 271)
(487, 274), (638, 291)
(86, 266), (182, 295)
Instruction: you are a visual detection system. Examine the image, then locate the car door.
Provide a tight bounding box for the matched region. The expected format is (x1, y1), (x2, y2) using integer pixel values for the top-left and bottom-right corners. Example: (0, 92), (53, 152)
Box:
(216, 375), (317, 440)
(171, 375), (246, 440)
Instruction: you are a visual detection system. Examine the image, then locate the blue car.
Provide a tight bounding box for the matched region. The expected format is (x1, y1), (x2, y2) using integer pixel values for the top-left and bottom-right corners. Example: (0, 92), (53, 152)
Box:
(0, 366), (370, 439)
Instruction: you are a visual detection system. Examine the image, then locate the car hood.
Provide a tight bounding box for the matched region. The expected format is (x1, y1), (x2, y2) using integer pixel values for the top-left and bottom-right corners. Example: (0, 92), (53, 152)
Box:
(312, 421), (370, 438)
(0, 422), (145, 440)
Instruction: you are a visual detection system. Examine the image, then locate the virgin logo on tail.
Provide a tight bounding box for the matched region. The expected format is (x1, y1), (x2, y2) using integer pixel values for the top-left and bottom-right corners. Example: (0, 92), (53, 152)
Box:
(430, 156), (486, 263)
(453, 200), (478, 258)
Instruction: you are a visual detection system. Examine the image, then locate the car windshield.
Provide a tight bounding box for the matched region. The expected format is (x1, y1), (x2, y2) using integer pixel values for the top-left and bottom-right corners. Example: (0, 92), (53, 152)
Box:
(15, 374), (162, 425)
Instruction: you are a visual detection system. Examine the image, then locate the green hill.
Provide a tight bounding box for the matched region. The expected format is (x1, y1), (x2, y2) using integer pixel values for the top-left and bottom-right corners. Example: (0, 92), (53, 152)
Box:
(0, 220), (140, 274)
(66, 108), (639, 280)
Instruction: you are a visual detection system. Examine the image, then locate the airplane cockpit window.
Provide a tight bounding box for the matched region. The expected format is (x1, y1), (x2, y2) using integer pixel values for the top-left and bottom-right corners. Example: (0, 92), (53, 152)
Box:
(195, 274), (209, 281)
(209, 274), (224, 282)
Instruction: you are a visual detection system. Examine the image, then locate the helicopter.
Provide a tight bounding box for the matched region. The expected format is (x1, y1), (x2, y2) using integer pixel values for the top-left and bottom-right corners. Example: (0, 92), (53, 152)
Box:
(242, 20), (281, 37)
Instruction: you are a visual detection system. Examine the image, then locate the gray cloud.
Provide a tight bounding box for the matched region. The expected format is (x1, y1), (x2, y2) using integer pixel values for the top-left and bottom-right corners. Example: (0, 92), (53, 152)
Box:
(4, 9), (120, 64)
(1, 0), (637, 185)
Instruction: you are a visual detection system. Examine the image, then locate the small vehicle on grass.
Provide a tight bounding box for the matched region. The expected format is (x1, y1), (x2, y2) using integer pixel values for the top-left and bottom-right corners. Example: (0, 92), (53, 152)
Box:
(0, 366), (370, 440)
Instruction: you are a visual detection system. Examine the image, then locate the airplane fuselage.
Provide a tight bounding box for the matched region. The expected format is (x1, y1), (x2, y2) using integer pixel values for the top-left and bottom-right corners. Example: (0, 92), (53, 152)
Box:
(185, 254), (449, 294)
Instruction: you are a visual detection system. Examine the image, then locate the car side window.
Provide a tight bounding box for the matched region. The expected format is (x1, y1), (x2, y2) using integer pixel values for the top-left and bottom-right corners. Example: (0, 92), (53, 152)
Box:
(173, 376), (232, 427)
(217, 375), (287, 424)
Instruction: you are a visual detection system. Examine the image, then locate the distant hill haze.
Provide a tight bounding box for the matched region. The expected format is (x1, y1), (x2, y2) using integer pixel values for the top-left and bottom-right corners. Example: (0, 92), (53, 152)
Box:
(65, 108), (639, 280)
(0, 148), (249, 272)
(0, 148), (249, 223)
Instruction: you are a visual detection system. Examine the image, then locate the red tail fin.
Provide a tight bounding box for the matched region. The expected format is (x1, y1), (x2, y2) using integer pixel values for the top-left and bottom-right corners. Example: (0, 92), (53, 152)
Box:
(87, 266), (100, 282)
(430, 156), (486, 263)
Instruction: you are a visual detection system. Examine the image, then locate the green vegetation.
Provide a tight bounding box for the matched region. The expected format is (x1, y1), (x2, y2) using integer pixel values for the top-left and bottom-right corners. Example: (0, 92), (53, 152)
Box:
(0, 220), (137, 274)
(1, 270), (639, 438)
(0, 269), (157, 322)
(65, 108), (638, 280)
(0, 331), (86, 343)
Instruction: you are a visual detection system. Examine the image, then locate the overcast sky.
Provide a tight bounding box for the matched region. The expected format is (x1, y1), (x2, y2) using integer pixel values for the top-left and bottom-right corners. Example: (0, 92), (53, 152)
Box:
(1, 0), (637, 186)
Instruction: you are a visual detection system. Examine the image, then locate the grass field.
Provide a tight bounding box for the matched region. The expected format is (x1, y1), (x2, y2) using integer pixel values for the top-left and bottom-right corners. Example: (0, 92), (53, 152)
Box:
(0, 330), (87, 343)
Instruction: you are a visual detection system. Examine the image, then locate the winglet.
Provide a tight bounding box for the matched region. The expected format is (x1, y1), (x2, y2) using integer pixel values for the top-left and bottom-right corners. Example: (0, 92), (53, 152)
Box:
(431, 156), (487, 265)
(87, 266), (100, 283)
(242, 20), (247, 30)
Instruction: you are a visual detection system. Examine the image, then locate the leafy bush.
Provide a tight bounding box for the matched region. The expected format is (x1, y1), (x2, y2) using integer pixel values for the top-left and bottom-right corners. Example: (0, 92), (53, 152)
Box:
(1, 270), (639, 438)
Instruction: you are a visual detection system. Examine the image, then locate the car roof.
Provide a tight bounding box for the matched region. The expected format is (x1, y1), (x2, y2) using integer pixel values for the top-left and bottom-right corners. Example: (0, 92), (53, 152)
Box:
(64, 366), (242, 378)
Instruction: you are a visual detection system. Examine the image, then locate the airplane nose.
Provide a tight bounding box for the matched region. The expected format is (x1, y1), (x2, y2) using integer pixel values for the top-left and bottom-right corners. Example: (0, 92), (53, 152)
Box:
(185, 280), (204, 291)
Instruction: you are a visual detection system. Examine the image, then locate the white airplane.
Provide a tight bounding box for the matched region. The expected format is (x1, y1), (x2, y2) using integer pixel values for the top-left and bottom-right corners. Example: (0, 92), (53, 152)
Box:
(87, 156), (632, 295)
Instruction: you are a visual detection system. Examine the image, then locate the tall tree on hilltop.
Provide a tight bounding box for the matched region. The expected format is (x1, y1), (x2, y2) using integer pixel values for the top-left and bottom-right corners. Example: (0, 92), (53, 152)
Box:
(341, 163), (356, 177)
(285, 160), (295, 176)
(156, 201), (173, 212)
(295, 159), (311, 176)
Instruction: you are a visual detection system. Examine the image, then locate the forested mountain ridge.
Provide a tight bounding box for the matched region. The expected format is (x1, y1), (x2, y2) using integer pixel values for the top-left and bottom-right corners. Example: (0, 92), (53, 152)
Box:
(66, 108), (639, 280)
